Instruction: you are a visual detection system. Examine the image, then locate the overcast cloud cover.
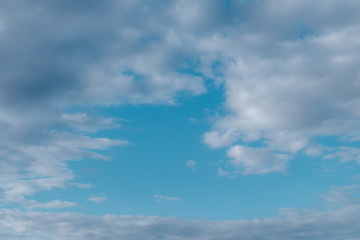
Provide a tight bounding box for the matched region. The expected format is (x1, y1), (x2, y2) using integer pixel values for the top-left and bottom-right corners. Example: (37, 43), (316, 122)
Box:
(1, 0), (360, 239)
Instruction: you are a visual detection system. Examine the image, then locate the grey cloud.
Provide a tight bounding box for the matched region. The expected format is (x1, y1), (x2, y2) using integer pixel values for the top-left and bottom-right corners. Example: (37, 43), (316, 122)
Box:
(0, 0), (208, 107)
(200, 0), (360, 173)
(227, 145), (289, 175)
(1, 203), (360, 240)
(1, 0), (359, 210)
(88, 197), (107, 204)
(0, 130), (126, 202)
(0, 0), (268, 204)
(61, 113), (120, 133)
(0, 0), (211, 203)
(25, 200), (79, 209)
(321, 185), (360, 206)
(154, 194), (182, 203)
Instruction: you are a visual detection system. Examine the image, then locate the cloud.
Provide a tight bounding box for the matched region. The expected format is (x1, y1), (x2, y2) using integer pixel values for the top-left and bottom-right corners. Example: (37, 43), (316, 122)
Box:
(73, 183), (92, 189)
(199, 0), (360, 174)
(185, 160), (197, 171)
(0, 132), (126, 203)
(88, 197), (107, 204)
(0, 0), (206, 107)
(61, 113), (120, 133)
(154, 195), (182, 203)
(321, 185), (360, 206)
(26, 200), (79, 209)
(1, 201), (360, 240)
(0, 0), (211, 205)
(217, 168), (234, 179)
(324, 147), (360, 163)
(227, 145), (290, 175)
(0, 0), (359, 223)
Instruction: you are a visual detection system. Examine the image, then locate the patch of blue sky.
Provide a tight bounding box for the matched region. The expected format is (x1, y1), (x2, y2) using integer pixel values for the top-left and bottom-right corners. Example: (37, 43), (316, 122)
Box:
(122, 70), (144, 82)
(313, 135), (360, 148)
(35, 85), (357, 220)
(294, 20), (315, 40)
(27, 79), (360, 221)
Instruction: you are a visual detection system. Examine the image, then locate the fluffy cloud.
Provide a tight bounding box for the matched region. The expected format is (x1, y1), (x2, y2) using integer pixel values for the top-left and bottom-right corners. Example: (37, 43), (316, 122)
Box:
(227, 145), (289, 175)
(0, 1), (360, 237)
(200, 0), (360, 174)
(0, 0), (209, 204)
(0, 0), (359, 216)
(0, 0), (207, 107)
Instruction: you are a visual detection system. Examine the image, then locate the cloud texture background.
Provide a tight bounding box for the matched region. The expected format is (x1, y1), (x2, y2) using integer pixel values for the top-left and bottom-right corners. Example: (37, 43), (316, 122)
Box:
(0, 0), (360, 239)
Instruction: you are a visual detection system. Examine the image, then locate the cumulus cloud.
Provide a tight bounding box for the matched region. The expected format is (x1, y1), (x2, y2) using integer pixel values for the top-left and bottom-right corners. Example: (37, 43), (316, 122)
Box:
(200, 0), (360, 174)
(0, 0), (228, 209)
(0, 0), (207, 108)
(0, 0), (208, 204)
(0, 0), (359, 188)
(0, 3), (360, 240)
(227, 145), (289, 175)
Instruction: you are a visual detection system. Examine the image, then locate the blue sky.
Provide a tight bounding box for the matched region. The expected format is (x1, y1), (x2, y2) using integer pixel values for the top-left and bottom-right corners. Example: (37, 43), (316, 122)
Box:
(1, 0), (360, 239)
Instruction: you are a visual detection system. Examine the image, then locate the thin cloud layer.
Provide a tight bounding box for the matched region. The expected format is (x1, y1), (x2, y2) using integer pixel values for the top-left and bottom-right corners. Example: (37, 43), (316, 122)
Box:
(1, 203), (360, 240)
(154, 195), (182, 203)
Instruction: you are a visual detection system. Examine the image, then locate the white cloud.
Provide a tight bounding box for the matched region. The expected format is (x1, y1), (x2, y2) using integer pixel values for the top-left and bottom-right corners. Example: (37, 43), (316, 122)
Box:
(73, 183), (92, 189)
(324, 147), (360, 163)
(0, 0), (359, 220)
(26, 200), (78, 209)
(1, 201), (360, 240)
(61, 113), (120, 133)
(0, 131), (126, 203)
(227, 145), (289, 175)
(185, 160), (196, 171)
(0, 0), (209, 205)
(203, 130), (241, 149)
(200, 0), (360, 174)
(217, 168), (234, 179)
(321, 185), (360, 206)
(88, 197), (107, 204)
(154, 195), (181, 203)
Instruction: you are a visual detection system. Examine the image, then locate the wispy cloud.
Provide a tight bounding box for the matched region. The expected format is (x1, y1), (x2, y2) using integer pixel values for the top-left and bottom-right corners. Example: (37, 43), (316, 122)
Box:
(154, 195), (182, 203)
(88, 197), (107, 204)
(185, 160), (197, 171)
(26, 200), (78, 209)
(1, 201), (360, 240)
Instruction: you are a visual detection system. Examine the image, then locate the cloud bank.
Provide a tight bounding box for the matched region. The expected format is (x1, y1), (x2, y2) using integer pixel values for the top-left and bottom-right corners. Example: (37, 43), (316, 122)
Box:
(1, 203), (360, 240)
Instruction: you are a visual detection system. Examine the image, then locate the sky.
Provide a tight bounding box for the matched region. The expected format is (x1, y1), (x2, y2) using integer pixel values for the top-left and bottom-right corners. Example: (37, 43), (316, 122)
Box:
(1, 0), (360, 239)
